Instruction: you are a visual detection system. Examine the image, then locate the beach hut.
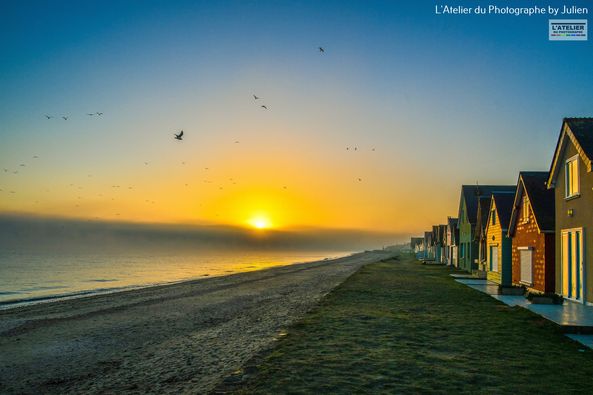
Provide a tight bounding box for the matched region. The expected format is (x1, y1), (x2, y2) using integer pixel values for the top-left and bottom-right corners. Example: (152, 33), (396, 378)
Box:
(457, 185), (516, 273)
(410, 237), (424, 259)
(546, 118), (593, 304)
(433, 225), (447, 264)
(475, 196), (494, 274)
(445, 217), (459, 266)
(423, 231), (435, 261)
(484, 191), (516, 287)
(508, 172), (555, 294)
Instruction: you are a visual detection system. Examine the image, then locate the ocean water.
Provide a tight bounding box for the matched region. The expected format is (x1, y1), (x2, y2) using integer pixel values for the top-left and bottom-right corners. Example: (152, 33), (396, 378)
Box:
(0, 249), (349, 308)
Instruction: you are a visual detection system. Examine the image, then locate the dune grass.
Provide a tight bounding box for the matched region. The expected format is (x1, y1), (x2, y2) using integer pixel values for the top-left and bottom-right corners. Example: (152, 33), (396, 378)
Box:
(225, 253), (593, 394)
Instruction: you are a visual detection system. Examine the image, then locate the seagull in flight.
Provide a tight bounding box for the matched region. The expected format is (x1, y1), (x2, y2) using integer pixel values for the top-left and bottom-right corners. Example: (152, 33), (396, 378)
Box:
(62, 116), (68, 120)
(87, 113), (94, 116)
(253, 95), (260, 100)
(174, 130), (184, 140)
(96, 112), (103, 116)
(261, 105), (268, 110)
(318, 46), (325, 53)
(45, 115), (53, 119)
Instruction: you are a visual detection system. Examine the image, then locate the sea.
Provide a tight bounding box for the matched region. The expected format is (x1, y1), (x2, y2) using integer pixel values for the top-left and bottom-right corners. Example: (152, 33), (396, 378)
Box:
(0, 249), (349, 309)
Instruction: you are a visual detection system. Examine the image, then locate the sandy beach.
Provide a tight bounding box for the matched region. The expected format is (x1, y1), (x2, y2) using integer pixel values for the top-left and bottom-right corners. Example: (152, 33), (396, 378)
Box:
(0, 250), (392, 394)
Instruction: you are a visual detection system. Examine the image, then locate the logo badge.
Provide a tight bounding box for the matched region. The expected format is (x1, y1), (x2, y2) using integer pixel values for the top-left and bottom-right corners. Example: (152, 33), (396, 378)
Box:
(549, 19), (588, 41)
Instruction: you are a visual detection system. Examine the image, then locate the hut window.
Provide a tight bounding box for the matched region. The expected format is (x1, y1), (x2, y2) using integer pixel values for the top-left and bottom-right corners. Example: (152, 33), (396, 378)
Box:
(565, 156), (580, 198)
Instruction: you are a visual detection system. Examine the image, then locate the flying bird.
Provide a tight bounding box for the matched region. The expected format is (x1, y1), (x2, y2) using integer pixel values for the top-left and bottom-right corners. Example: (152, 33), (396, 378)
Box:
(319, 46), (325, 53)
(358, 178), (362, 182)
(174, 130), (184, 140)
(234, 141), (240, 144)
(96, 112), (103, 116)
(45, 115), (53, 119)
(253, 95), (260, 100)
(261, 105), (268, 110)
(87, 113), (94, 116)
(62, 116), (68, 120)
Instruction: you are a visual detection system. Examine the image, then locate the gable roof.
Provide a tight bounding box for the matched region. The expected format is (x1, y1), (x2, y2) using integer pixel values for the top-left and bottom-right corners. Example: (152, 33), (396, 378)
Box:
(458, 185), (517, 225)
(547, 118), (593, 188)
(447, 217), (458, 230)
(509, 171), (555, 235)
(424, 231), (433, 246)
(474, 196), (492, 241)
(447, 217), (459, 244)
(487, 192), (516, 232)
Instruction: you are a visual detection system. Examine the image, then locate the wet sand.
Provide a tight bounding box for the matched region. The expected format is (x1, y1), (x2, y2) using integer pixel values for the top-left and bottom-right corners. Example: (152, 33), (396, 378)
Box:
(0, 250), (393, 394)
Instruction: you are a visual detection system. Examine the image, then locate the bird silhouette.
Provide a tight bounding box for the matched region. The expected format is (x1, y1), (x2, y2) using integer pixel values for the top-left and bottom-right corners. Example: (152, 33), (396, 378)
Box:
(234, 141), (240, 144)
(45, 115), (53, 119)
(96, 112), (103, 116)
(261, 105), (268, 110)
(62, 116), (68, 120)
(87, 113), (94, 116)
(253, 95), (260, 100)
(358, 178), (362, 182)
(319, 46), (325, 53)
(174, 130), (184, 140)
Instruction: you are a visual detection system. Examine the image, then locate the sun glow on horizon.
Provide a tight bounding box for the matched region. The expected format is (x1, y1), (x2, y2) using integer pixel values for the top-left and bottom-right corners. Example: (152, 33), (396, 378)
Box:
(249, 215), (272, 230)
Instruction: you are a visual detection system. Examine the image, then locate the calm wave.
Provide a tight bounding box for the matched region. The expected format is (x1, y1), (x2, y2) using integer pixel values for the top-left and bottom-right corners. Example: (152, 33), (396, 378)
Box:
(0, 249), (349, 308)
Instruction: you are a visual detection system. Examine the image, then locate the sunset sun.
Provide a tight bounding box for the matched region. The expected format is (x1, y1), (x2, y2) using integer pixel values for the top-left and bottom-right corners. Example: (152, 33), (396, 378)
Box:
(249, 216), (271, 230)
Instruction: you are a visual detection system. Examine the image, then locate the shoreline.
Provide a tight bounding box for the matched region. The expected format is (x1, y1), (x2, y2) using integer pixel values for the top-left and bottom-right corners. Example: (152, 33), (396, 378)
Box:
(0, 249), (394, 394)
(0, 252), (354, 311)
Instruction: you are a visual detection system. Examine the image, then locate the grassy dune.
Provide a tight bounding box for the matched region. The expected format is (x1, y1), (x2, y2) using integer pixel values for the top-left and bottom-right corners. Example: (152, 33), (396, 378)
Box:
(227, 253), (593, 394)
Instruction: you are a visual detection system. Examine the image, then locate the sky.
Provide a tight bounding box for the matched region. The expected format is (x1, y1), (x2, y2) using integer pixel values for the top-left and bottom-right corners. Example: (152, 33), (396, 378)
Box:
(1, 0), (592, 237)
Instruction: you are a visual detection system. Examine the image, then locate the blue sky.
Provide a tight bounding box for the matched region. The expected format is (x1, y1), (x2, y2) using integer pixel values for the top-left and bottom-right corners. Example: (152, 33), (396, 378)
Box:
(0, 0), (592, 233)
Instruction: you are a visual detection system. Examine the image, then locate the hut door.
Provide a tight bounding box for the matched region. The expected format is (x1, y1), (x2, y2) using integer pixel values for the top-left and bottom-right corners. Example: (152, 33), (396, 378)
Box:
(489, 246), (498, 272)
(520, 249), (533, 285)
(561, 229), (584, 302)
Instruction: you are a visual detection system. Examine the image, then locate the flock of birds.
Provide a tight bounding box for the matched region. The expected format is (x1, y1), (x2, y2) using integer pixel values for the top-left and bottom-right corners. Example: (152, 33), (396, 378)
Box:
(1, 46), (377, 217)
(44, 112), (104, 121)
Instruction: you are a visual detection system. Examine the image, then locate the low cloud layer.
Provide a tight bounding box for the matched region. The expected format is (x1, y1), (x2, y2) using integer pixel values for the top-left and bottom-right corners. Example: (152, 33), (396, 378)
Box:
(0, 214), (405, 254)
